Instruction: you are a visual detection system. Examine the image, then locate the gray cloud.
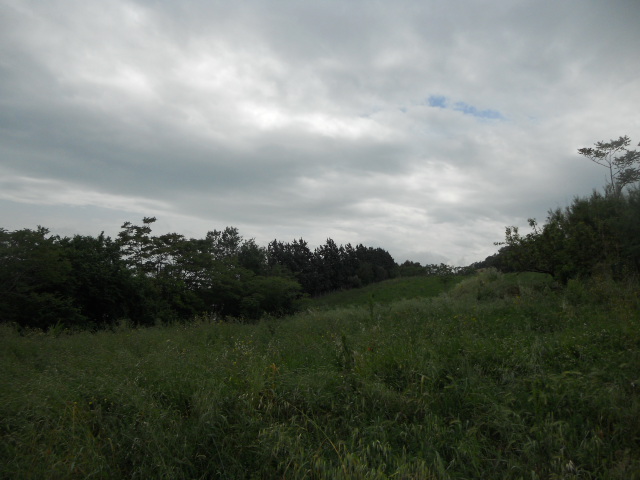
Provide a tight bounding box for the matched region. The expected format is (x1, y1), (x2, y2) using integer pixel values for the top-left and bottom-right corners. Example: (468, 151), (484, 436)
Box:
(1, 0), (639, 266)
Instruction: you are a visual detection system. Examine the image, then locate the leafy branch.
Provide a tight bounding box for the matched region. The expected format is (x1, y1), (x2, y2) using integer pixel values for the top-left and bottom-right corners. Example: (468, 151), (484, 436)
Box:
(578, 135), (640, 196)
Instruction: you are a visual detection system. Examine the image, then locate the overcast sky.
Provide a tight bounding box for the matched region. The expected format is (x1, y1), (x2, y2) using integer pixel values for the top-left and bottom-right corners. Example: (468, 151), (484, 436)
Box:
(1, 0), (639, 265)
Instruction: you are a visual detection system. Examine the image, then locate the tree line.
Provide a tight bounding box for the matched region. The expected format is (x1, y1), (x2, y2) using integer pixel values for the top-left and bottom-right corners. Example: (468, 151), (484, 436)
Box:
(484, 189), (640, 283)
(0, 218), (414, 330)
(6, 135), (632, 329)
(396, 261), (476, 277)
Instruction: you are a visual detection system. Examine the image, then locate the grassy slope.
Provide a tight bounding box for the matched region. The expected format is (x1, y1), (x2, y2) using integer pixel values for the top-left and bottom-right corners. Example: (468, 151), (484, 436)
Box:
(308, 272), (553, 309)
(307, 275), (460, 309)
(1, 272), (639, 479)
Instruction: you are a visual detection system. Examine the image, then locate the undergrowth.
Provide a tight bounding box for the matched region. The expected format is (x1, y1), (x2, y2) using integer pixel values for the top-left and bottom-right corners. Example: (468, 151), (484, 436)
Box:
(1, 271), (639, 478)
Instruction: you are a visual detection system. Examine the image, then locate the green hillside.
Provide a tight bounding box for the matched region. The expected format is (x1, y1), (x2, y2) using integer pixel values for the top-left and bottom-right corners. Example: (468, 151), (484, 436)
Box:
(1, 270), (639, 478)
(306, 275), (461, 309)
(308, 271), (553, 309)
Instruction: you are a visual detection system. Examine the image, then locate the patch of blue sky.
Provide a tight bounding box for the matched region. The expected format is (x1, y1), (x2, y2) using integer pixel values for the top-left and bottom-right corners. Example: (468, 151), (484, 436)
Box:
(427, 95), (448, 108)
(453, 102), (504, 120)
(425, 95), (504, 120)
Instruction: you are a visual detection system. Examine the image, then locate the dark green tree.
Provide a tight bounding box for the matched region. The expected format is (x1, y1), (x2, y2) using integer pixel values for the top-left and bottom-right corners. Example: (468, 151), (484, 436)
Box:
(267, 238), (316, 293)
(314, 238), (342, 292)
(238, 239), (267, 274)
(205, 227), (243, 260)
(239, 275), (302, 320)
(60, 233), (137, 327)
(497, 190), (640, 282)
(0, 227), (82, 329)
(355, 245), (396, 284)
(398, 260), (425, 277)
(117, 216), (157, 275)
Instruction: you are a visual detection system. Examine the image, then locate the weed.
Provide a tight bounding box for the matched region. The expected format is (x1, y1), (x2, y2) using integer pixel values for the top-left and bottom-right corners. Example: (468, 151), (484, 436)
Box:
(1, 275), (639, 478)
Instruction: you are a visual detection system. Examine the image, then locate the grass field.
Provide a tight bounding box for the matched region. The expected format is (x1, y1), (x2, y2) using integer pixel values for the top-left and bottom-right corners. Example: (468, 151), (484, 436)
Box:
(1, 270), (639, 479)
(306, 275), (460, 309)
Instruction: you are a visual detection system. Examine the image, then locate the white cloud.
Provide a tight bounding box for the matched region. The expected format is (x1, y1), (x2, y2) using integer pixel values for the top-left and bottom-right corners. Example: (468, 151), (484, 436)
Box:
(0, 171), (171, 213)
(1, 0), (639, 265)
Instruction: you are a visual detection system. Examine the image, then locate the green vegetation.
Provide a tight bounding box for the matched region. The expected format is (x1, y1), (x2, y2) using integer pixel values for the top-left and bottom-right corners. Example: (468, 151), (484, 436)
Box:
(2, 271), (639, 479)
(309, 275), (463, 309)
(2, 135), (639, 477)
(491, 187), (640, 283)
(489, 136), (640, 284)
(0, 220), (400, 330)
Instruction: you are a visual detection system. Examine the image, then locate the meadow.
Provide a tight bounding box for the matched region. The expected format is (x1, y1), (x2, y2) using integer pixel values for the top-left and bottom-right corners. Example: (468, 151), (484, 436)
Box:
(1, 270), (639, 479)
(304, 274), (460, 310)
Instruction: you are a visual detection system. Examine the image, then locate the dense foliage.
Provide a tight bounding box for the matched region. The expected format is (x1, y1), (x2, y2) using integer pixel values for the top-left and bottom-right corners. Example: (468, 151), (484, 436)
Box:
(267, 238), (397, 294)
(0, 218), (405, 329)
(483, 135), (640, 284)
(1, 272), (638, 478)
(491, 188), (640, 283)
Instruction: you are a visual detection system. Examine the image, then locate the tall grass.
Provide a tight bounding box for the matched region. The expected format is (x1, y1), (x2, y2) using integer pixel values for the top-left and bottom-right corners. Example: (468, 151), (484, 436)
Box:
(1, 271), (639, 478)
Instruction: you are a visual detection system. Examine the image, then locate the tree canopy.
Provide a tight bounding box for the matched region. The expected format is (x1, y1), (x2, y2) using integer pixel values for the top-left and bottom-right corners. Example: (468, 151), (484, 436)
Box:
(0, 220), (405, 330)
(578, 135), (640, 196)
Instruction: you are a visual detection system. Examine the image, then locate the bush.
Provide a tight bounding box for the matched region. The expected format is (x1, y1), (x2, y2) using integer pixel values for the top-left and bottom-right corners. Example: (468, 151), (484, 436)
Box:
(497, 187), (640, 283)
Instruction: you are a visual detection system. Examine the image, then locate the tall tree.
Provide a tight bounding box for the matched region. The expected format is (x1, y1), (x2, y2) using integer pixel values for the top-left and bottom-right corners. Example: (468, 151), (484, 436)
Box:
(267, 238), (315, 292)
(117, 217), (157, 275)
(205, 227), (243, 260)
(60, 233), (136, 327)
(314, 238), (342, 292)
(578, 135), (640, 196)
(238, 239), (267, 274)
